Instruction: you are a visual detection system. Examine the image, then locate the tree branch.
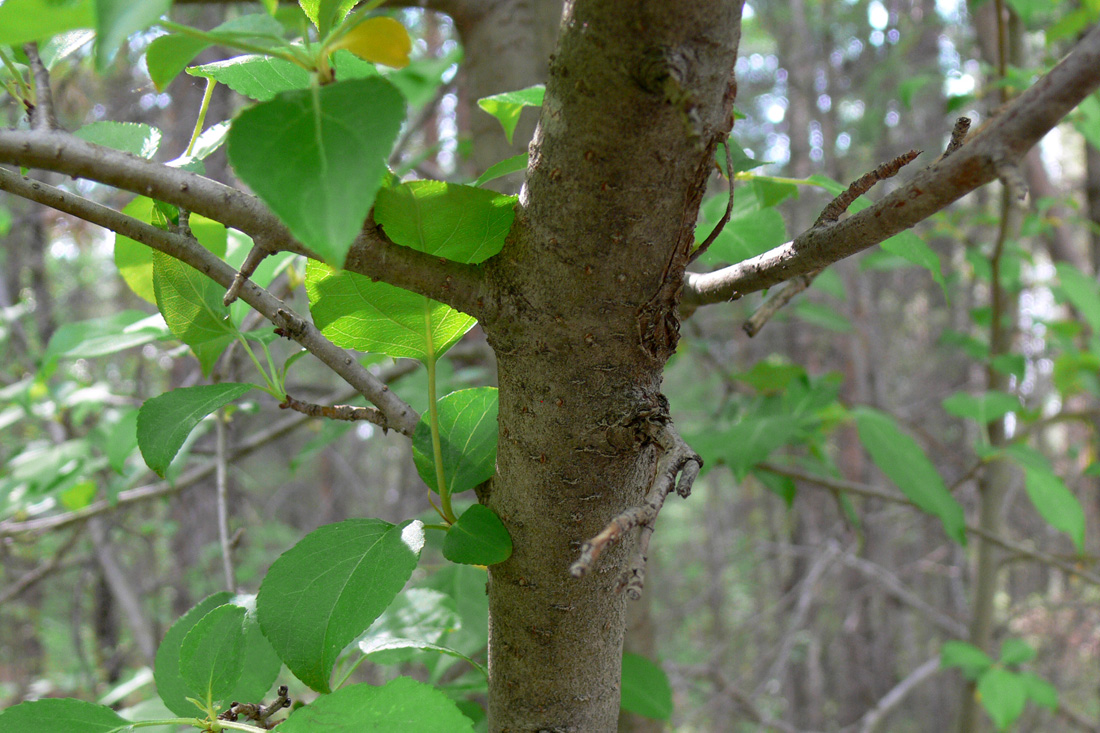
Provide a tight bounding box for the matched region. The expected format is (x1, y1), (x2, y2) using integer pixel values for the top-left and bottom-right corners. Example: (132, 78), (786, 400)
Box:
(0, 130), (489, 318)
(682, 23), (1100, 308)
(0, 167), (420, 435)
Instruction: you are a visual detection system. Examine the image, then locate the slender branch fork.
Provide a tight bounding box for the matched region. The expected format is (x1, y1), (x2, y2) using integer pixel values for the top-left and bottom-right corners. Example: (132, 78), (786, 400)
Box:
(682, 23), (1100, 308)
(0, 131), (489, 319)
(0, 168), (421, 436)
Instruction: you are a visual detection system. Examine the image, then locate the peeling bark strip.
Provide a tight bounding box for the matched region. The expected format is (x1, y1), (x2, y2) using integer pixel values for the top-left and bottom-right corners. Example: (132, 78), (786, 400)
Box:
(480, 2), (744, 729)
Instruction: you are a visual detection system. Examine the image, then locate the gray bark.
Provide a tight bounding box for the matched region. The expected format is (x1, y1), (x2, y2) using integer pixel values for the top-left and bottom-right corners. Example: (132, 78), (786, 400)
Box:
(479, 2), (744, 728)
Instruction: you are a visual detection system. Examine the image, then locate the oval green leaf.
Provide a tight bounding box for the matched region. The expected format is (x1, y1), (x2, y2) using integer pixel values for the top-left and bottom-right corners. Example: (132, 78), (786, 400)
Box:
(0, 698), (130, 733)
(442, 504), (512, 566)
(621, 652), (673, 721)
(256, 519), (425, 692)
(152, 251), (238, 376)
(155, 591), (233, 716)
(280, 677), (474, 732)
(855, 407), (966, 545)
(228, 77), (404, 265)
(476, 85), (544, 144)
(412, 387), (498, 495)
(977, 668), (1027, 731)
(1023, 466), (1086, 552)
(305, 261), (475, 361)
(179, 604), (248, 711)
(137, 383), (254, 477)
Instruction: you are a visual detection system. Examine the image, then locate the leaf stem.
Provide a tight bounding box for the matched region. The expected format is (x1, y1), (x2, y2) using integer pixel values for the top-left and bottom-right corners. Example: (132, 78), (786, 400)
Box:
(184, 78), (216, 158)
(236, 334), (280, 397)
(0, 48), (29, 100)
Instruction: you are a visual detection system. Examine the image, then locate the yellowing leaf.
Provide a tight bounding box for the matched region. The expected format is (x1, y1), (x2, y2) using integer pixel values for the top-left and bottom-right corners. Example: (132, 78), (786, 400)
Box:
(332, 17), (411, 69)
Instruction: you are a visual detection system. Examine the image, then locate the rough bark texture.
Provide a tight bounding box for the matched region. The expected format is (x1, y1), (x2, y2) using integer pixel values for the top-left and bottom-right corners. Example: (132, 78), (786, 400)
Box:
(478, 2), (743, 729)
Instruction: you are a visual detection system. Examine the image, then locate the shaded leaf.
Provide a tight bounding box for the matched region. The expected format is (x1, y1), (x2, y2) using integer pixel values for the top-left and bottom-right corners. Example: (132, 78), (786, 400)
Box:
(941, 640), (993, 680)
(855, 408), (966, 544)
(621, 653), (673, 721)
(412, 387), (498, 495)
(0, 0), (94, 46)
(0, 698), (130, 733)
(257, 519), (425, 692)
(443, 504), (512, 566)
(473, 153), (527, 188)
(152, 252), (238, 375)
(95, 0), (171, 69)
(137, 383), (253, 477)
(942, 391), (1020, 424)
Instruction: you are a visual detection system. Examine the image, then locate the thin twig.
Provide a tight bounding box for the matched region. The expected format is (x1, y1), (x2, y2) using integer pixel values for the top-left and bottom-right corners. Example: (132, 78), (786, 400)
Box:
(0, 129), (489, 318)
(682, 25), (1100, 308)
(0, 527), (84, 603)
(940, 117), (971, 159)
(689, 142), (736, 264)
(280, 392), (391, 429)
(22, 42), (57, 131)
(215, 409), (237, 593)
(0, 168), (420, 435)
(743, 149), (921, 336)
(758, 462), (1100, 586)
(845, 656), (942, 733)
(223, 243), (270, 306)
(571, 421), (701, 599)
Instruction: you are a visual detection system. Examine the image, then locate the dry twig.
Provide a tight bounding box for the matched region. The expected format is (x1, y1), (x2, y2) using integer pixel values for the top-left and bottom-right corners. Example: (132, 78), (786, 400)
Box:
(571, 421), (701, 599)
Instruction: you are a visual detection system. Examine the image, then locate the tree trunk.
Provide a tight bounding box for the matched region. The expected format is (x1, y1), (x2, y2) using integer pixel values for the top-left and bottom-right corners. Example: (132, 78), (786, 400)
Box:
(479, 2), (743, 729)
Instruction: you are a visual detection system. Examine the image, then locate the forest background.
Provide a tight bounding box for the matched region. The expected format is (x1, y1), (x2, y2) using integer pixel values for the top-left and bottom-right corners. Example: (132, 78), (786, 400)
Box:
(0, 0), (1099, 731)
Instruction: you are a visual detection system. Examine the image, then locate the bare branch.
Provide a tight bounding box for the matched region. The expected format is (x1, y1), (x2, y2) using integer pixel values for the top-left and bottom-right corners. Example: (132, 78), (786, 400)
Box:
(223, 242), (269, 306)
(844, 657), (942, 733)
(22, 43), (57, 131)
(280, 392), (391, 428)
(0, 527), (84, 603)
(758, 462), (1100, 586)
(0, 130), (489, 318)
(0, 167), (420, 435)
(688, 142), (735, 264)
(683, 24), (1100, 308)
(571, 421), (700, 599)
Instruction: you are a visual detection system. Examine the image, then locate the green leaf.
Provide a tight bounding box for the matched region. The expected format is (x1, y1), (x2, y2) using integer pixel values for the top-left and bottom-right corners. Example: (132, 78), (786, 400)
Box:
(73, 121), (161, 158)
(375, 181), (516, 263)
(715, 415), (798, 479)
(155, 592), (278, 718)
(978, 668), (1027, 731)
(357, 588), (485, 675)
(306, 261), (476, 361)
(0, 0), (94, 46)
(60, 479), (95, 510)
(188, 55), (311, 102)
(1019, 671), (1058, 711)
(855, 408), (966, 544)
(941, 640), (994, 680)
(1055, 262), (1100, 334)
(942, 391), (1020, 424)
(115, 197), (226, 304)
(256, 518), (425, 692)
(699, 207), (787, 265)
(39, 30), (95, 69)
(146, 14), (288, 91)
(880, 230), (947, 297)
(95, 0), (171, 69)
(228, 77), (404, 265)
(999, 638), (1035, 666)
(137, 383), (254, 477)
(105, 408), (139, 474)
(473, 153), (528, 188)
(1022, 466), (1086, 552)
(621, 653), (673, 721)
(156, 593), (233, 717)
(280, 678), (474, 732)
(443, 504), (512, 566)
(42, 311), (168, 364)
(734, 358), (806, 393)
(152, 252), (237, 375)
(0, 698), (130, 733)
(412, 387), (498, 495)
(179, 604), (247, 711)
(299, 0), (357, 32)
(476, 85), (544, 144)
